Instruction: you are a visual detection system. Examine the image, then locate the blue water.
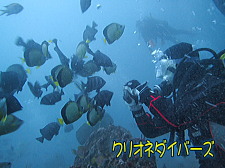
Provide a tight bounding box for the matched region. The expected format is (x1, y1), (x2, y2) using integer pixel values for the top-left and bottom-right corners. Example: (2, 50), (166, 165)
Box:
(0, 0), (224, 167)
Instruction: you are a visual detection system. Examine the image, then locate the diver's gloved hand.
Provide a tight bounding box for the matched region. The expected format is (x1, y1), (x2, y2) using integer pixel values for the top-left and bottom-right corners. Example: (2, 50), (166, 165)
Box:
(123, 80), (150, 111)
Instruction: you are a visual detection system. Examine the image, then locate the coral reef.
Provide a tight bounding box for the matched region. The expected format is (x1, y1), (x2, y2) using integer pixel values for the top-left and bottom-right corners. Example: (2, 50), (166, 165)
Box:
(71, 125), (157, 168)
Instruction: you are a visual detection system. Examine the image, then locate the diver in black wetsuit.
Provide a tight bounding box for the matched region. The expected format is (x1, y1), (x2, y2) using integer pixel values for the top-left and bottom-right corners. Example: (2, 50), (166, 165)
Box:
(123, 42), (225, 168)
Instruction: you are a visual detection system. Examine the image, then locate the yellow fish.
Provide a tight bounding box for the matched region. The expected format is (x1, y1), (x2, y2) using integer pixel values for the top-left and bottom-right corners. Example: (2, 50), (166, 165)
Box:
(57, 118), (64, 125)
(50, 76), (59, 86)
(76, 41), (87, 59)
(103, 23), (125, 44)
(0, 98), (7, 123)
(103, 38), (107, 44)
(19, 57), (25, 63)
(54, 81), (59, 87)
(220, 53), (225, 60)
(85, 39), (91, 44)
(220, 53), (225, 67)
(26, 68), (31, 74)
(86, 121), (91, 126)
(1, 114), (7, 123)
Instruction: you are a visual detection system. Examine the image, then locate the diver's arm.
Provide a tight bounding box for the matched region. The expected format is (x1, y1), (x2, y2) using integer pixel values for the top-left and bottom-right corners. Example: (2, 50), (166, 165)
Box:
(132, 107), (172, 138)
(132, 89), (174, 138)
(123, 80), (172, 138)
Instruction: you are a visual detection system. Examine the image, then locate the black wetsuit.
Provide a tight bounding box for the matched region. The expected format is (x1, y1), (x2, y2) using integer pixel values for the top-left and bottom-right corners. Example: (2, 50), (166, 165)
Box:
(132, 58), (225, 167)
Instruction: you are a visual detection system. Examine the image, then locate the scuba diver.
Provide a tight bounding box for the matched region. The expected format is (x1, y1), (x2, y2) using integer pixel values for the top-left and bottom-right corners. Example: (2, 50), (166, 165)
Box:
(123, 42), (225, 168)
(136, 15), (193, 51)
